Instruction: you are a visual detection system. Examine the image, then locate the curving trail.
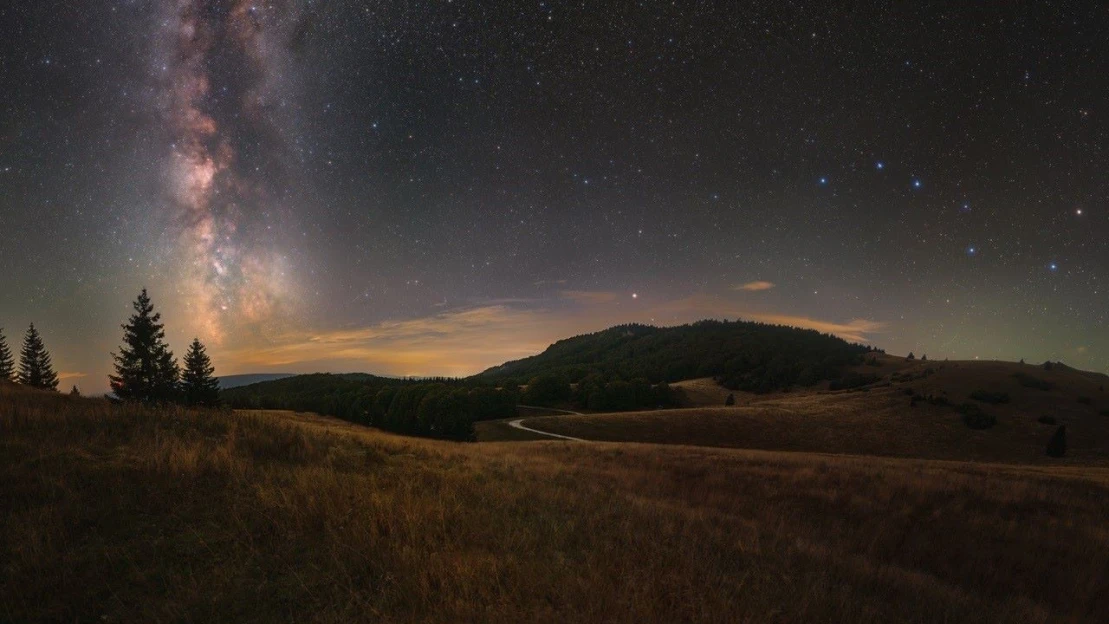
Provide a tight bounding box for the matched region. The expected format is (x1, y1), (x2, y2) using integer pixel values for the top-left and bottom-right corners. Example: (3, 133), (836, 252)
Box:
(510, 405), (588, 441)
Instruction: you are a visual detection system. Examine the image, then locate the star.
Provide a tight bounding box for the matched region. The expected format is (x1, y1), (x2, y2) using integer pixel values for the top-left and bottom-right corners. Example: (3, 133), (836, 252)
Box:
(875, 161), (884, 170)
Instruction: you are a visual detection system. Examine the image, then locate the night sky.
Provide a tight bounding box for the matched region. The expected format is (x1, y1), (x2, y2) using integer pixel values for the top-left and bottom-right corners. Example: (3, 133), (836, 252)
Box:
(2, 2), (1107, 391)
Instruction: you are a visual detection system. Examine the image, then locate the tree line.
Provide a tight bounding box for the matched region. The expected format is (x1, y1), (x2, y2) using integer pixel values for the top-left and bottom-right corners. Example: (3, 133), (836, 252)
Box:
(519, 373), (683, 411)
(1, 289), (220, 407)
(221, 373), (517, 441)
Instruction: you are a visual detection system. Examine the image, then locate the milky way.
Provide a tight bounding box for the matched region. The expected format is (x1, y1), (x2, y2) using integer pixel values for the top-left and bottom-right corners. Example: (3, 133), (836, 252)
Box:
(156, 0), (302, 343)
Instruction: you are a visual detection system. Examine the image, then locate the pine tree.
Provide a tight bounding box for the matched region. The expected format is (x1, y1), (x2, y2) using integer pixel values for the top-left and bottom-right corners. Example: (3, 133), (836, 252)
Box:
(0, 327), (14, 382)
(110, 289), (180, 403)
(69, 385), (81, 397)
(181, 337), (220, 407)
(17, 324), (59, 391)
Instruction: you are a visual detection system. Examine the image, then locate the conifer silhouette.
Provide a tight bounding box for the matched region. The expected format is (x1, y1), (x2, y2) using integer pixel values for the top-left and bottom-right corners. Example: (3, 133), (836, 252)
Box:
(0, 327), (14, 382)
(110, 289), (179, 402)
(181, 338), (220, 407)
(17, 324), (59, 391)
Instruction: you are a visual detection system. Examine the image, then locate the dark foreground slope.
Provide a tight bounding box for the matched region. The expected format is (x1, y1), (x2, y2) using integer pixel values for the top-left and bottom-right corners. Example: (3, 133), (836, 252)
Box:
(3, 382), (1109, 623)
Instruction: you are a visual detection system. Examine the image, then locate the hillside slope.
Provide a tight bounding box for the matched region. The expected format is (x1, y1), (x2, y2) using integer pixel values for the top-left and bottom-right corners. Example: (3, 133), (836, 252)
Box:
(4, 382), (1109, 622)
(519, 358), (1109, 464)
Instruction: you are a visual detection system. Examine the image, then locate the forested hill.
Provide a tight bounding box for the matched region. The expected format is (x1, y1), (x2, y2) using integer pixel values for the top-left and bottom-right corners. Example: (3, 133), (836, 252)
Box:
(478, 320), (881, 393)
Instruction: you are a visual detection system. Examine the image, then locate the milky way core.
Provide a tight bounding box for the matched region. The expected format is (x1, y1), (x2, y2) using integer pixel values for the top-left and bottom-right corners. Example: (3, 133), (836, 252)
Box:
(156, 1), (302, 343)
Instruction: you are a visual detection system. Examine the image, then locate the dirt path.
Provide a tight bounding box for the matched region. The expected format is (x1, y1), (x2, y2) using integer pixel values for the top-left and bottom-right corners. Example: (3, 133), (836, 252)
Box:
(510, 405), (588, 441)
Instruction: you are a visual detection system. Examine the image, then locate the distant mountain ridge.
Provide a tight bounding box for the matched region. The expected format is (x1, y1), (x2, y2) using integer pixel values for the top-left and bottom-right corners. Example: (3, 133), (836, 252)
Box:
(217, 373), (297, 389)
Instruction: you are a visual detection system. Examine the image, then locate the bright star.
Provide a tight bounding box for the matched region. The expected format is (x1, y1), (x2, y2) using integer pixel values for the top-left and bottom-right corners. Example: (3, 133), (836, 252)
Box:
(818, 176), (828, 185)
(631, 293), (638, 299)
(1049, 263), (1058, 271)
(876, 161), (884, 170)
(1076, 208), (1083, 216)
(912, 179), (922, 188)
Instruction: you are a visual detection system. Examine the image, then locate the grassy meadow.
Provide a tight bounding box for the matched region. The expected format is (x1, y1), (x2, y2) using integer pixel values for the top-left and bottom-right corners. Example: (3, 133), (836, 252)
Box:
(3, 381), (1109, 622)
(514, 359), (1109, 464)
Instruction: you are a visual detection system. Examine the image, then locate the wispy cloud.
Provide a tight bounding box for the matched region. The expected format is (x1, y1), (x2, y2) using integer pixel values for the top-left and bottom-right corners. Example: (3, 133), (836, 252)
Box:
(217, 305), (570, 377)
(212, 291), (887, 377)
(58, 372), (87, 381)
(735, 280), (775, 292)
(748, 314), (886, 343)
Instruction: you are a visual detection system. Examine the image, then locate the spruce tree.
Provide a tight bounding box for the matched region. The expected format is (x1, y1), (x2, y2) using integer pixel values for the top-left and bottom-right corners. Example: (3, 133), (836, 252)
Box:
(0, 327), (14, 382)
(17, 324), (59, 391)
(181, 337), (220, 407)
(110, 289), (180, 403)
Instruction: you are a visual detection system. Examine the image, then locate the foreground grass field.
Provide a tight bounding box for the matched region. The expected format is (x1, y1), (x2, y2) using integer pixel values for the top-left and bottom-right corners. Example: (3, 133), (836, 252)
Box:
(3, 382), (1109, 622)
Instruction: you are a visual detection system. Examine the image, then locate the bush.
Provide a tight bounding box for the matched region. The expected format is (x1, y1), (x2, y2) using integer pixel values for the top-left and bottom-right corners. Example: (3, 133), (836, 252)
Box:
(724, 393), (735, 406)
(1046, 425), (1067, 457)
(970, 390), (1010, 405)
(960, 402), (996, 430)
(1037, 415), (1056, 425)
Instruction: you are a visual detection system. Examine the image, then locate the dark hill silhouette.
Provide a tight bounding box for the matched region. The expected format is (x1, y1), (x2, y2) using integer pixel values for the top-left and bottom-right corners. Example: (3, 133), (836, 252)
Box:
(479, 319), (879, 393)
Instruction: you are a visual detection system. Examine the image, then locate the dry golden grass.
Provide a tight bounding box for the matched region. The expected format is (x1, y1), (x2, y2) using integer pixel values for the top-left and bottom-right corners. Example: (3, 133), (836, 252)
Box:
(523, 359), (1109, 464)
(3, 381), (1109, 623)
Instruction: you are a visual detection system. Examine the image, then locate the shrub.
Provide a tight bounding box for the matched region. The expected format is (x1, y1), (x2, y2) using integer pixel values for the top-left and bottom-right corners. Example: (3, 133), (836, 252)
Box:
(1046, 425), (1067, 457)
(1037, 415), (1056, 425)
(960, 402), (996, 430)
(724, 393), (735, 407)
(970, 390), (1010, 405)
